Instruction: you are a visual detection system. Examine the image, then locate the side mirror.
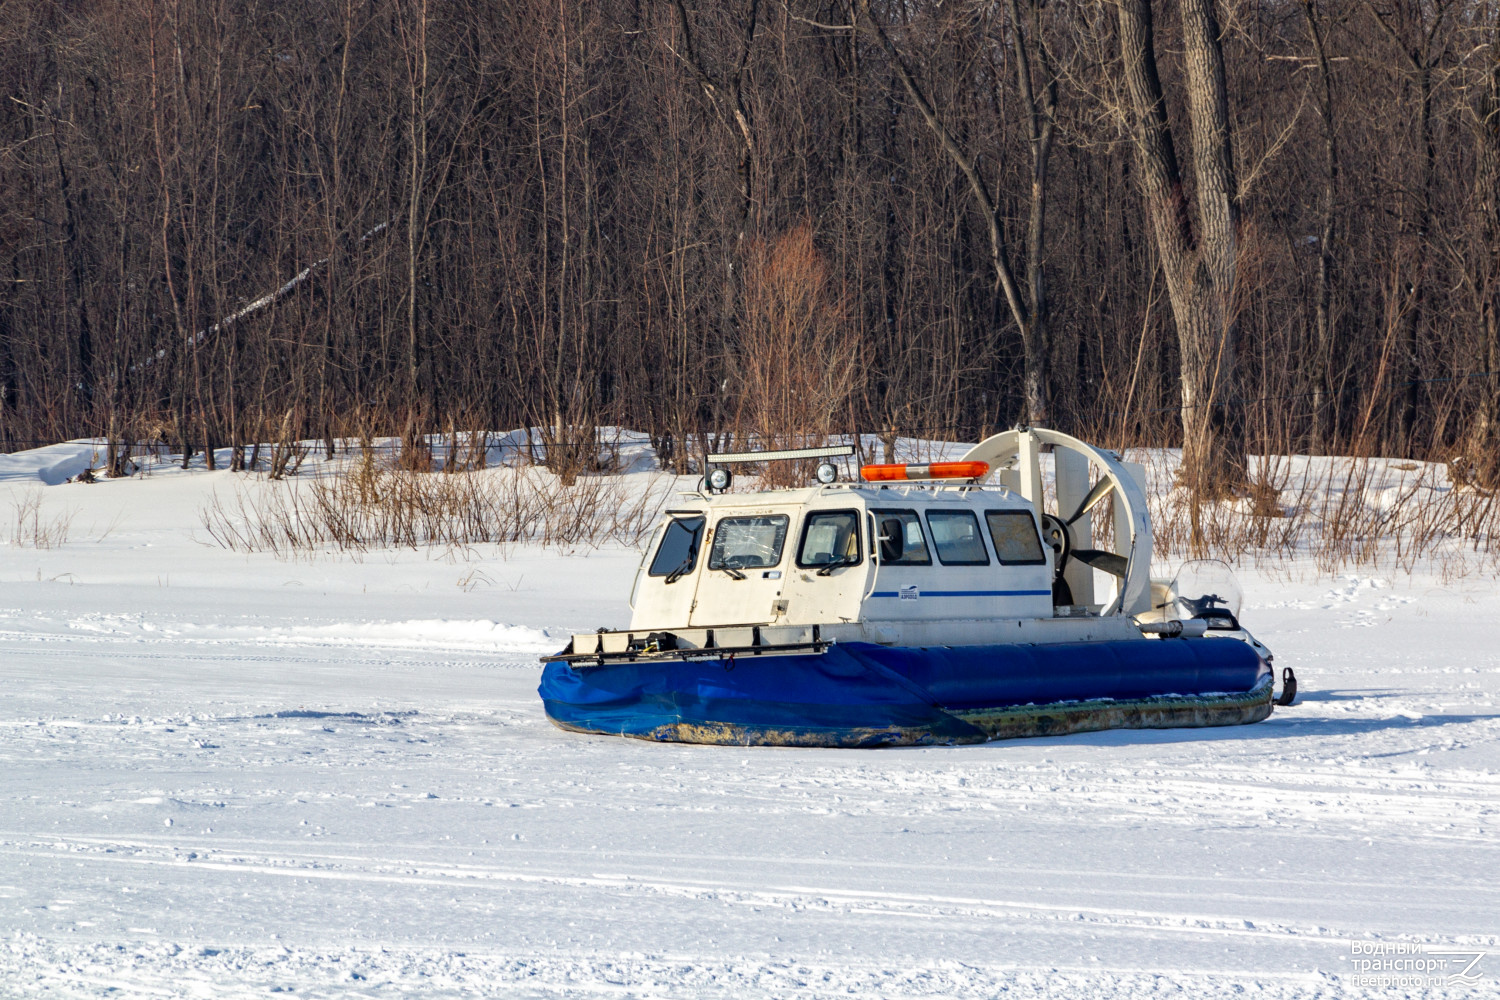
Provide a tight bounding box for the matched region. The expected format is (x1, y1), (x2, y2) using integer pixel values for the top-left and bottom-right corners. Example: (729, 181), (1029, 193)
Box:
(879, 519), (903, 563)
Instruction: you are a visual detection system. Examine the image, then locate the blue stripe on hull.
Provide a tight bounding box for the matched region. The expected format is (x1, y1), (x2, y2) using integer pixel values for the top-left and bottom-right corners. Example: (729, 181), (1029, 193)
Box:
(868, 589), (1051, 598)
(538, 639), (1268, 746)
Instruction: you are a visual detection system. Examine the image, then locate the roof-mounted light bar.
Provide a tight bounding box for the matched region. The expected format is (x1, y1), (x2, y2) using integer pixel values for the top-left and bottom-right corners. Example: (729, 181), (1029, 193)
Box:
(706, 444), (856, 465)
(861, 461), (990, 482)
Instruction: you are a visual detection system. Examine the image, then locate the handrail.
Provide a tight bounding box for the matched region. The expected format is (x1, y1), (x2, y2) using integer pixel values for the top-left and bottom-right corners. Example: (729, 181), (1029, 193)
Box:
(541, 638), (831, 667)
(862, 511), (880, 603)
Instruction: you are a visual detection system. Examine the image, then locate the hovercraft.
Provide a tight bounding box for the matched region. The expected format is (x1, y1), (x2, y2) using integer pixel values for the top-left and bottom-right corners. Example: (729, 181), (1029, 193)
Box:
(538, 428), (1290, 747)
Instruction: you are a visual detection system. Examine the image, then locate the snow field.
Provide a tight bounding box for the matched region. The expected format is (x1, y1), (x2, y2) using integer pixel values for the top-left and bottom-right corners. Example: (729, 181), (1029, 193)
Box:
(0, 438), (1497, 997)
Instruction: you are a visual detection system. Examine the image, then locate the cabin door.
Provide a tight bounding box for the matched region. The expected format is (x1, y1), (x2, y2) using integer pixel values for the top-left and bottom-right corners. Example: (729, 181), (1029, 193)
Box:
(688, 509), (795, 627)
(629, 511), (708, 630)
(776, 508), (870, 623)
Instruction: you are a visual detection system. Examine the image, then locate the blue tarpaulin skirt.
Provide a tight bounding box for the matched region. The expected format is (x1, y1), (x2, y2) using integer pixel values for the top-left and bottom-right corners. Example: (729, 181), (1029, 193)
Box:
(539, 639), (1270, 747)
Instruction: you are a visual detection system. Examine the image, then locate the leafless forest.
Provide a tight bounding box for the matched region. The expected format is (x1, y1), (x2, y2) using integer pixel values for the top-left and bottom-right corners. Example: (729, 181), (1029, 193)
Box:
(2, 1), (1498, 488)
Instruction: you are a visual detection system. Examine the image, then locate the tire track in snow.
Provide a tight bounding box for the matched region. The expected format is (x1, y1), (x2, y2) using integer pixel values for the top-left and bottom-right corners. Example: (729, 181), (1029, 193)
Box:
(5, 837), (1496, 951)
(3, 698), (1496, 846)
(13, 938), (1478, 1000)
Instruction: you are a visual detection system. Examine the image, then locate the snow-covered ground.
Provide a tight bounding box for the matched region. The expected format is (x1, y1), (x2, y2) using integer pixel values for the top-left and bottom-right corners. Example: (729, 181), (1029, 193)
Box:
(1, 439), (1497, 998)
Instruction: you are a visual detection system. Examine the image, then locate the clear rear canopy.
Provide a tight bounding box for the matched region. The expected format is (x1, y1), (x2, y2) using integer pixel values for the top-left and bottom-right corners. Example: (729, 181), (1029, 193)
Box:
(1169, 559), (1243, 622)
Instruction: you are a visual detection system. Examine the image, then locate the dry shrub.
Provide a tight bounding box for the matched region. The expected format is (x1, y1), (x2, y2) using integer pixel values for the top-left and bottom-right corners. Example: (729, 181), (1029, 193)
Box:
(538, 426), (601, 484)
(732, 223), (861, 487)
(396, 428), (433, 473)
(441, 416), (490, 473)
(1448, 452), (1498, 495)
(201, 462), (672, 559)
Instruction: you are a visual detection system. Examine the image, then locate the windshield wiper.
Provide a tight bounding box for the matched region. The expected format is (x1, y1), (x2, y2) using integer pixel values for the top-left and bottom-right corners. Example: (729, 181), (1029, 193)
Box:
(664, 555), (696, 584)
(817, 556), (857, 576)
(717, 565), (746, 580)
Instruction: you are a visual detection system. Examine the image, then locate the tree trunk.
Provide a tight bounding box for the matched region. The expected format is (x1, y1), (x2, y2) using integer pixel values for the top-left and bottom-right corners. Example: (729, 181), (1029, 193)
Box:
(1009, 0), (1056, 429)
(1468, 22), (1500, 484)
(1303, 0), (1339, 454)
(1116, 0), (1246, 494)
(1398, 63), (1436, 455)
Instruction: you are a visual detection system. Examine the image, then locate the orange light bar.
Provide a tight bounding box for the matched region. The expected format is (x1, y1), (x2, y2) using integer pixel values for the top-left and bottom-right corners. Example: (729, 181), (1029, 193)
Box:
(860, 461), (990, 482)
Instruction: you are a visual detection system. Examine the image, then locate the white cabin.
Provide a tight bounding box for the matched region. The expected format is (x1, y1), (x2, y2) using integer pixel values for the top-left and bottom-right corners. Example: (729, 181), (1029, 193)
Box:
(610, 481), (1140, 655)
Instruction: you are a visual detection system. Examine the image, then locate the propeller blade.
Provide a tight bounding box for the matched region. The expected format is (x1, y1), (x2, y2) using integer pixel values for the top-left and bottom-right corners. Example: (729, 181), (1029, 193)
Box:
(1065, 476), (1115, 526)
(1072, 548), (1129, 578)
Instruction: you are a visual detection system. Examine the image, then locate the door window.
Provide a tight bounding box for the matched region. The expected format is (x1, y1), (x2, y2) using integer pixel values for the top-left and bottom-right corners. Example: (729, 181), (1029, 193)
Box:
(871, 509), (931, 565)
(648, 515), (705, 580)
(796, 510), (863, 568)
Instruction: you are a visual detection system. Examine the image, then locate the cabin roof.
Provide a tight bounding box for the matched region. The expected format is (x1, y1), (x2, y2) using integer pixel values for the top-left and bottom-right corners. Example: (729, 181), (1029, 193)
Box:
(674, 483), (1035, 513)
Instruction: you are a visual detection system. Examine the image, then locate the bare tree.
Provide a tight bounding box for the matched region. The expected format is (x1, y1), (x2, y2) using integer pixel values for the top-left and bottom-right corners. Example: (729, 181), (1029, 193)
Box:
(1113, 0), (1246, 494)
(1301, 0), (1341, 454)
(1460, 8), (1500, 484)
(855, 0), (1052, 426)
(669, 0), (760, 232)
(1006, 0), (1059, 429)
(734, 223), (859, 471)
(0, 0), (1496, 478)
(1361, 0), (1453, 454)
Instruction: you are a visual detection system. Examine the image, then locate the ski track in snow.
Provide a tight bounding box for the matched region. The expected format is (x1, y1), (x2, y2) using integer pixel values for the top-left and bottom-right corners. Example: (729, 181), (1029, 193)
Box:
(1, 452), (1499, 997)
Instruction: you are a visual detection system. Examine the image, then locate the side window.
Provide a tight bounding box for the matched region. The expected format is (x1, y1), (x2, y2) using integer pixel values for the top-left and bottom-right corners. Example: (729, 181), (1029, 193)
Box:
(796, 510), (863, 568)
(925, 510), (990, 566)
(985, 510), (1048, 565)
(648, 515), (705, 577)
(872, 509), (931, 565)
(708, 515), (789, 570)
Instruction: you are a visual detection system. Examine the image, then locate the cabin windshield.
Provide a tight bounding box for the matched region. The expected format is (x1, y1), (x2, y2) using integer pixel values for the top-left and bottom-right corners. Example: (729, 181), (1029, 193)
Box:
(648, 515), (705, 578)
(797, 510), (862, 567)
(708, 515), (789, 570)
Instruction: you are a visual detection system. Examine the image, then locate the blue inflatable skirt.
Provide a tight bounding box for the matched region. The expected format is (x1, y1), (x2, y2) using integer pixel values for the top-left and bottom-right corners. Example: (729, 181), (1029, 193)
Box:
(539, 639), (1273, 747)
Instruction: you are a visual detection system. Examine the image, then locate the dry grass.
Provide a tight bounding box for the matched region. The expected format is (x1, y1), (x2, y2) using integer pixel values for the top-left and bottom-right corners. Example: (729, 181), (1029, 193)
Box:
(200, 453), (673, 559)
(199, 430), (1500, 580)
(8, 489), (75, 549)
(1142, 451), (1500, 579)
